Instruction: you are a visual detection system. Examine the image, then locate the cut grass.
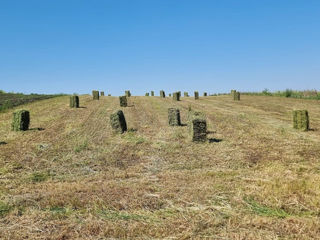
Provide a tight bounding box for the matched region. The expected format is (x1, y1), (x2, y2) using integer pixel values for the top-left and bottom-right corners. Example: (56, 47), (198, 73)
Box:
(1, 95), (320, 239)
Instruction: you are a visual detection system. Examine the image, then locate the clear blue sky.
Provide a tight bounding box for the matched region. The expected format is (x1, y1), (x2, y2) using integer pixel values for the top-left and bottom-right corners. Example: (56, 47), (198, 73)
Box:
(1, 0), (319, 95)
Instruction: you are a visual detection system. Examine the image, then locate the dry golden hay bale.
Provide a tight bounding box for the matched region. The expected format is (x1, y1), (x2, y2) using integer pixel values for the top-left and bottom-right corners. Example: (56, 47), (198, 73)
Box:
(233, 91), (240, 101)
(110, 110), (127, 133)
(168, 108), (181, 126)
(69, 95), (79, 108)
(12, 110), (30, 131)
(293, 110), (309, 131)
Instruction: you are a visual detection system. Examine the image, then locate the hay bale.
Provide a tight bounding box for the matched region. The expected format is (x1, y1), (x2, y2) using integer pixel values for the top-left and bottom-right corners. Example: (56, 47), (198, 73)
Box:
(173, 92), (180, 101)
(184, 92), (189, 97)
(168, 108), (181, 126)
(100, 91), (105, 96)
(145, 93), (150, 96)
(108, 94), (111, 96)
(92, 90), (99, 100)
(160, 90), (166, 98)
(12, 110), (30, 131)
(188, 113), (207, 142)
(69, 95), (79, 108)
(203, 92), (207, 97)
(125, 90), (131, 97)
(177, 91), (181, 98)
(231, 90), (236, 94)
(233, 91), (240, 101)
(194, 91), (199, 100)
(151, 91), (154, 96)
(110, 110), (127, 133)
(293, 110), (309, 131)
(169, 93), (171, 97)
(119, 96), (128, 107)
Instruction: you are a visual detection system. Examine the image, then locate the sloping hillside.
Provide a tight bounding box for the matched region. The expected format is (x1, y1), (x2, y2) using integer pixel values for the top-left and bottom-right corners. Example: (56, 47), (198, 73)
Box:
(0, 95), (320, 239)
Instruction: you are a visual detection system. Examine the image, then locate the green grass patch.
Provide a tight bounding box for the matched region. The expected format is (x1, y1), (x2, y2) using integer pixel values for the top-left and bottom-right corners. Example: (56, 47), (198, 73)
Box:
(74, 139), (89, 153)
(244, 197), (289, 219)
(30, 171), (51, 182)
(98, 209), (147, 221)
(122, 131), (146, 144)
(0, 201), (11, 217)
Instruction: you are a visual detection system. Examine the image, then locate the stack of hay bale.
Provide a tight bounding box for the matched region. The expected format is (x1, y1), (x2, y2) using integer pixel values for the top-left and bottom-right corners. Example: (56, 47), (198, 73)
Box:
(194, 91), (199, 100)
(119, 96), (127, 107)
(12, 110), (30, 131)
(293, 110), (309, 131)
(188, 110), (207, 142)
(92, 90), (99, 100)
(70, 95), (79, 108)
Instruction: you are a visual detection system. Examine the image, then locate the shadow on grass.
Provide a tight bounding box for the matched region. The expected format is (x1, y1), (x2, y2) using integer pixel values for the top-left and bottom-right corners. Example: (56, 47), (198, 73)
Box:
(78, 106), (87, 109)
(208, 138), (223, 143)
(0, 142), (7, 145)
(29, 127), (45, 131)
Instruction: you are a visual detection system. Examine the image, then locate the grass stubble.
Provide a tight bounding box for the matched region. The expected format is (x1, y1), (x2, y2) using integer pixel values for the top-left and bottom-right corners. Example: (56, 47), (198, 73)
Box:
(0, 95), (320, 239)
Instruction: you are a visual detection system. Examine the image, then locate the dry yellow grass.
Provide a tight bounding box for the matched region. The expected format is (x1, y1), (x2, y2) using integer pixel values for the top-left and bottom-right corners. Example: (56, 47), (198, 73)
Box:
(1, 94), (320, 239)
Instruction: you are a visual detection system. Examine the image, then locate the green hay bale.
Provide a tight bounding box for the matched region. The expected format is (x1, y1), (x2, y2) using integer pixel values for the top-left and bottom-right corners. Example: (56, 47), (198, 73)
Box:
(293, 110), (309, 131)
(160, 90), (165, 98)
(110, 110), (127, 133)
(12, 110), (30, 131)
(92, 90), (99, 100)
(231, 90), (236, 95)
(108, 94), (111, 96)
(203, 92), (207, 97)
(233, 91), (240, 101)
(119, 96), (128, 107)
(177, 91), (181, 98)
(145, 93), (150, 96)
(169, 93), (172, 97)
(125, 90), (131, 97)
(194, 91), (199, 100)
(168, 108), (181, 126)
(184, 92), (189, 97)
(190, 118), (207, 142)
(100, 91), (105, 96)
(69, 95), (79, 108)
(173, 92), (180, 101)
(151, 91), (154, 96)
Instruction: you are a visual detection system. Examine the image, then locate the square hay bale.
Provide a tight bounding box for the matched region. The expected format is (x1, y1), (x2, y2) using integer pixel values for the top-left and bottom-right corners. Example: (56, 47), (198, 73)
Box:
(233, 91), (240, 101)
(160, 90), (166, 98)
(119, 96), (128, 107)
(12, 110), (30, 131)
(125, 90), (131, 97)
(169, 93), (172, 97)
(293, 110), (309, 131)
(194, 91), (199, 100)
(92, 90), (99, 100)
(69, 95), (79, 108)
(100, 91), (105, 96)
(203, 92), (207, 97)
(190, 118), (207, 142)
(110, 110), (127, 133)
(177, 91), (181, 98)
(145, 93), (150, 96)
(151, 91), (154, 96)
(184, 92), (189, 97)
(231, 90), (236, 94)
(108, 94), (111, 96)
(168, 108), (181, 126)
(173, 92), (180, 101)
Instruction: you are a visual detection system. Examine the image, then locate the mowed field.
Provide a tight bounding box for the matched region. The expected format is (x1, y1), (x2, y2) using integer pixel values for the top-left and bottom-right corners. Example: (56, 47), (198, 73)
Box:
(1, 95), (320, 239)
